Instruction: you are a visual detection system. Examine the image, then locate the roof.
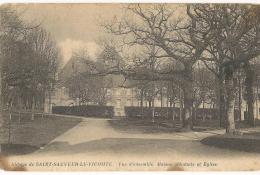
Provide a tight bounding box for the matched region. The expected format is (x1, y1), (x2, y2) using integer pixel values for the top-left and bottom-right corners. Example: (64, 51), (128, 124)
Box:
(103, 74), (139, 88)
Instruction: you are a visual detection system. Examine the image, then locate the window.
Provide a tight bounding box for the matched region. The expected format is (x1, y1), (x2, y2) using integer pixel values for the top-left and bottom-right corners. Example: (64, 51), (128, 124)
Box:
(115, 89), (121, 96)
(65, 88), (69, 95)
(127, 99), (131, 106)
(126, 89), (131, 96)
(107, 89), (112, 97)
(116, 99), (121, 107)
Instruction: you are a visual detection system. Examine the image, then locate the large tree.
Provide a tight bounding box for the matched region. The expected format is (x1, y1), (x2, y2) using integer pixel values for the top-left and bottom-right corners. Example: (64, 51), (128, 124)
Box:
(190, 4), (260, 133)
(1, 5), (60, 120)
(104, 4), (215, 130)
(0, 5), (27, 131)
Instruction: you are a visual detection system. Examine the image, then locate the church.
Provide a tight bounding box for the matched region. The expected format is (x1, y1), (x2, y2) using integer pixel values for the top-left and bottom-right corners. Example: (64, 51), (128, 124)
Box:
(44, 47), (260, 120)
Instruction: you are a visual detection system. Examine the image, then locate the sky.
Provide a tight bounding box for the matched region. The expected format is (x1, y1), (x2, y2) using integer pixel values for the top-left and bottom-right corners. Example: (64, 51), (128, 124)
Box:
(15, 4), (124, 66)
(13, 3), (186, 67)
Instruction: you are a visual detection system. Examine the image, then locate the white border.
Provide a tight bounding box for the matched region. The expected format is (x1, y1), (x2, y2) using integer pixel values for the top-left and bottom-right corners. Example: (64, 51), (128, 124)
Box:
(0, 0), (260, 4)
(0, 1), (260, 175)
(1, 170), (260, 175)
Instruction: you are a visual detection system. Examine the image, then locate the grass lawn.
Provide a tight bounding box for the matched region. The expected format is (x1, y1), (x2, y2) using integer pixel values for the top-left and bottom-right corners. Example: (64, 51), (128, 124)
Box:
(111, 117), (260, 153)
(199, 120), (260, 153)
(109, 118), (224, 134)
(201, 133), (260, 153)
(109, 118), (178, 134)
(0, 113), (82, 155)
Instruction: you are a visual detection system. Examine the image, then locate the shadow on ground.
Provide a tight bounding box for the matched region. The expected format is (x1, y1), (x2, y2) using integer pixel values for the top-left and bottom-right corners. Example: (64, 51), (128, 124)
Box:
(109, 119), (260, 134)
(109, 119), (224, 134)
(0, 144), (39, 156)
(109, 119), (179, 134)
(36, 137), (249, 158)
(0, 115), (82, 155)
(201, 132), (260, 153)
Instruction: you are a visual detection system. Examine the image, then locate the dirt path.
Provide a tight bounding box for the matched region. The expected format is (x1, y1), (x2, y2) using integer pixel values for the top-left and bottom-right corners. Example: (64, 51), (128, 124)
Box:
(40, 117), (220, 144)
(6, 117), (260, 171)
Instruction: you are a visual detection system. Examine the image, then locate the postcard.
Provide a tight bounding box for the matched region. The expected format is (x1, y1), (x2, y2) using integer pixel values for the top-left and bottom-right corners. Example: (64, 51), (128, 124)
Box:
(0, 3), (260, 171)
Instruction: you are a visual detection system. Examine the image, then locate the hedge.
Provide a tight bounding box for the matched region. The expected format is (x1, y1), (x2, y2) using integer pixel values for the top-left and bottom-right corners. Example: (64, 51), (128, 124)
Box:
(52, 105), (242, 120)
(125, 106), (224, 120)
(52, 105), (114, 118)
(124, 106), (181, 120)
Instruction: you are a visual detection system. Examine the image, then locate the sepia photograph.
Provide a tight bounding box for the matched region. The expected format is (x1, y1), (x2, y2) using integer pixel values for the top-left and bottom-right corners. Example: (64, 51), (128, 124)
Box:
(0, 3), (260, 171)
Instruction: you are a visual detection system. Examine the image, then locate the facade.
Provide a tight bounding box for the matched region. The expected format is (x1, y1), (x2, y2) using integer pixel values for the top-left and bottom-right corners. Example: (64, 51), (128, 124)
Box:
(44, 51), (260, 119)
(239, 87), (260, 120)
(45, 83), (170, 117)
(44, 82), (260, 119)
(44, 86), (75, 113)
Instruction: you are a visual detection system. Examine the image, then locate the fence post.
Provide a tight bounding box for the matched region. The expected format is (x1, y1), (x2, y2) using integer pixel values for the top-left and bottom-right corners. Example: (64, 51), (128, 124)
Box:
(8, 111), (12, 144)
(19, 111), (21, 123)
(31, 96), (35, 121)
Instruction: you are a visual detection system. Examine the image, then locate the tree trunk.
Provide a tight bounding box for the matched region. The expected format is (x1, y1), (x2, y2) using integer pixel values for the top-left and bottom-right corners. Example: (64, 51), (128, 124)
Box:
(183, 89), (193, 129)
(31, 96), (35, 121)
(202, 101), (205, 121)
(0, 67), (3, 152)
(226, 90), (236, 133)
(238, 76), (242, 121)
(217, 75), (226, 128)
(166, 87), (169, 119)
(152, 99), (155, 123)
(256, 78), (259, 119)
(224, 67), (236, 134)
(172, 103), (175, 121)
(182, 83), (193, 130)
(193, 106), (197, 123)
(160, 87), (163, 117)
(179, 87), (183, 122)
(18, 95), (22, 123)
(140, 89), (144, 119)
(8, 102), (13, 144)
(244, 63), (255, 126)
(148, 100), (152, 108)
(181, 65), (194, 130)
(48, 89), (52, 113)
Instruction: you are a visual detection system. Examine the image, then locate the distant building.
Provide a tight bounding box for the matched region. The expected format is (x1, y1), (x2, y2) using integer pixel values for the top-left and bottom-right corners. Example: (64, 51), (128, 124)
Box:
(45, 73), (171, 117)
(44, 52), (260, 119)
(44, 50), (171, 117)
